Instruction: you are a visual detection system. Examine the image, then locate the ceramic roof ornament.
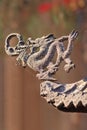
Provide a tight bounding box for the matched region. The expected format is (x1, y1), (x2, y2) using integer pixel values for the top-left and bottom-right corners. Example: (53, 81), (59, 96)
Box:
(5, 30), (87, 113)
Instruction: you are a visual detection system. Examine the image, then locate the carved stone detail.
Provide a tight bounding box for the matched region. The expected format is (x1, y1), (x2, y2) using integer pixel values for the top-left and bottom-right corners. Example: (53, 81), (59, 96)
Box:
(40, 79), (87, 112)
(5, 30), (87, 113)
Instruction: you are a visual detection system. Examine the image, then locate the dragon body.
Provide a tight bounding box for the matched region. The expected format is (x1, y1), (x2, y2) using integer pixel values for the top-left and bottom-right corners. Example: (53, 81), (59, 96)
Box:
(5, 30), (78, 80)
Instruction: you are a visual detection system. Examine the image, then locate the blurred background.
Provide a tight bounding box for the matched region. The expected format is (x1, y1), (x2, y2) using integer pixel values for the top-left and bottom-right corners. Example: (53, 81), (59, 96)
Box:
(0, 0), (87, 130)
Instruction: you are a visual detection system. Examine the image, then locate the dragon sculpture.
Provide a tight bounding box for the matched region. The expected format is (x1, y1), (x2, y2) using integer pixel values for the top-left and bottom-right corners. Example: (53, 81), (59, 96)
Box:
(5, 30), (87, 113)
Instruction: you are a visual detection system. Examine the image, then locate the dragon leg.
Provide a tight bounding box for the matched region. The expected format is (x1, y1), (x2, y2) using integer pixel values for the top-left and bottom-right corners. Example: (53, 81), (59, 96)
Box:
(63, 30), (78, 72)
(64, 58), (75, 72)
(36, 67), (57, 80)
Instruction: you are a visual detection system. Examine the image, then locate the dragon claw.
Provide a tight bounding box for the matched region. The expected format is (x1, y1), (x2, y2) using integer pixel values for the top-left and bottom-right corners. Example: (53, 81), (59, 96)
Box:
(64, 63), (75, 73)
(36, 72), (56, 81)
(69, 30), (79, 41)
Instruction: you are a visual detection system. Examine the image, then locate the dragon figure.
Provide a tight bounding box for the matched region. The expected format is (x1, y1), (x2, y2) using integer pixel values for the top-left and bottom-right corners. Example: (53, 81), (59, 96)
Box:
(5, 30), (78, 80)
